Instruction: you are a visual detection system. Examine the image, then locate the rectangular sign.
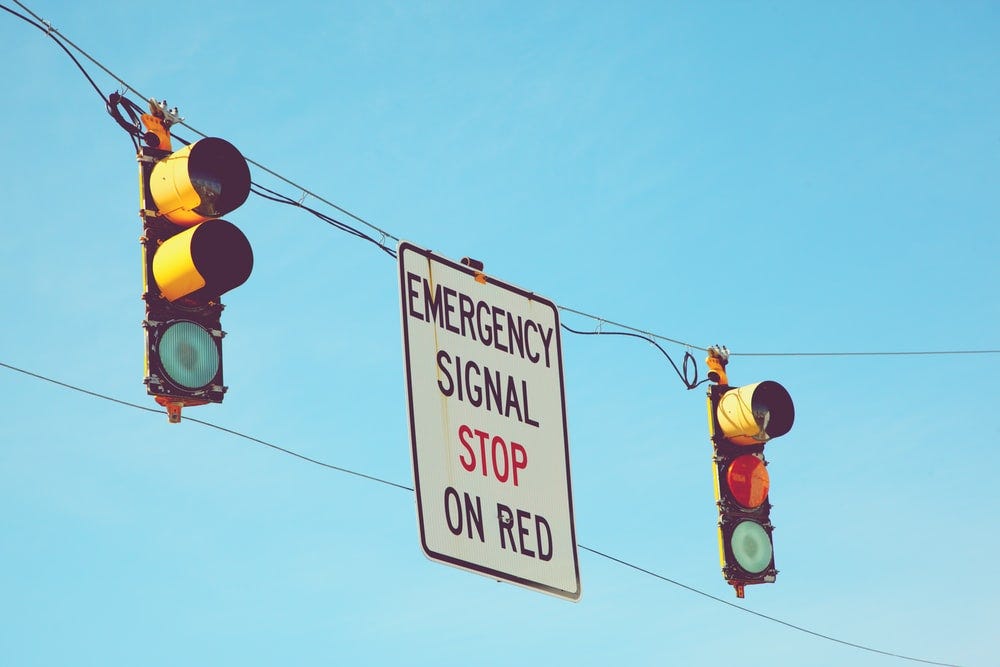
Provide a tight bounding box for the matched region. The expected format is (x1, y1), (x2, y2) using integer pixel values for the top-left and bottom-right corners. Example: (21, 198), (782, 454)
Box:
(399, 241), (580, 601)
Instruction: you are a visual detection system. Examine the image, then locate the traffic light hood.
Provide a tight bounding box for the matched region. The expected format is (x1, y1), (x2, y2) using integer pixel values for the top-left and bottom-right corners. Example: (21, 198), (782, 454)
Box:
(152, 219), (253, 302)
(716, 381), (794, 445)
(150, 137), (251, 226)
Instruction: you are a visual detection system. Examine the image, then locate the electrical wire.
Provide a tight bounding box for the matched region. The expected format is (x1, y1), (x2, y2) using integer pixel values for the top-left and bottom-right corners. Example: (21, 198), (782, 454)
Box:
(5, 0), (997, 364)
(734, 349), (1000, 357)
(12, 1), (704, 390)
(560, 322), (704, 390)
(0, 359), (963, 667)
(249, 181), (396, 258)
(7, 0), (398, 253)
(2, 3), (103, 102)
(0, 6), (983, 664)
(0, 361), (411, 492)
(577, 544), (960, 667)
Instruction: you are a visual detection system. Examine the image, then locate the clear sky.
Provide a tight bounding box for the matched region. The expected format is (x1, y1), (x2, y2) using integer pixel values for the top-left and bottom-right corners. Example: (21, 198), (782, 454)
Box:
(1, 1), (997, 666)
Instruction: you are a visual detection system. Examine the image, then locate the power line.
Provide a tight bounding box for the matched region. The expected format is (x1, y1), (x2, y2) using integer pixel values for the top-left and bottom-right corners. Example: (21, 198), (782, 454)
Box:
(560, 322), (704, 389)
(577, 544), (960, 667)
(9, 0), (399, 250)
(734, 349), (1000, 357)
(0, 6), (980, 664)
(5, 0), (996, 364)
(0, 359), (962, 667)
(0, 361), (411, 491)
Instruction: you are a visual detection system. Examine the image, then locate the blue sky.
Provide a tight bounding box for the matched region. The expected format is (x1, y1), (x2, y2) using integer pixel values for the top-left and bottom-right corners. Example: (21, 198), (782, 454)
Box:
(1, 1), (997, 665)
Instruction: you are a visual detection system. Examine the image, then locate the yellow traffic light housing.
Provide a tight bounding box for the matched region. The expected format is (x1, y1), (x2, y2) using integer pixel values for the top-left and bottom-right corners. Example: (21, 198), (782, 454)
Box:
(715, 381), (794, 445)
(149, 138), (251, 226)
(138, 128), (253, 423)
(706, 354), (794, 598)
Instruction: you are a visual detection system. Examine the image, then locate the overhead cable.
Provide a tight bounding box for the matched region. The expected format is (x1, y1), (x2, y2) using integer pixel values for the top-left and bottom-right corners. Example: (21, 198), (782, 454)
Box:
(0, 359), (962, 667)
(5, 0), (996, 365)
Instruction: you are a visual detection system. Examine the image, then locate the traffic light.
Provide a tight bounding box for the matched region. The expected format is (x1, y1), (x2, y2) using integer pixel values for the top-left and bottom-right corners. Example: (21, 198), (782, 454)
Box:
(705, 347), (794, 597)
(138, 106), (253, 423)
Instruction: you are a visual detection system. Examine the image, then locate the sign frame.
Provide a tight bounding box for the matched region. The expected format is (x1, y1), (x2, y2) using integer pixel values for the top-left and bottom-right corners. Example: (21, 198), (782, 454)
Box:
(398, 240), (581, 601)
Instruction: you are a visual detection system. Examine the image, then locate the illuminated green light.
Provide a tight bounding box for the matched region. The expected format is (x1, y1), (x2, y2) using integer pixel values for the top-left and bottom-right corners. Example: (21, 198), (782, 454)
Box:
(159, 321), (219, 389)
(730, 521), (773, 574)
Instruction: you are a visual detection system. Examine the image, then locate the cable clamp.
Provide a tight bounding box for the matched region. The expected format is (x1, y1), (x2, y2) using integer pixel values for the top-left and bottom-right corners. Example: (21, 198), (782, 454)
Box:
(147, 98), (183, 127)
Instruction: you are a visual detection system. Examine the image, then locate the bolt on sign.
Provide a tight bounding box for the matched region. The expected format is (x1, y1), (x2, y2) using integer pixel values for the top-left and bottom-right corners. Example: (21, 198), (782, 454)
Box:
(398, 241), (581, 601)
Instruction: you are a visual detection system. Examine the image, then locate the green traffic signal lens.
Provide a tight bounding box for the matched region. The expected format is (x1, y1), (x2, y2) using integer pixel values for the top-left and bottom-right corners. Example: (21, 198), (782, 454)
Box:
(730, 521), (773, 574)
(158, 321), (219, 389)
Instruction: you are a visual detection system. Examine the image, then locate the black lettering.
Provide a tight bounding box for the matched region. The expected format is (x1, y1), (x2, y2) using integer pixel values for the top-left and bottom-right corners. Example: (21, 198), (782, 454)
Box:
(407, 272), (424, 321)
(508, 312), (524, 359)
(442, 286), (460, 334)
(497, 503), (515, 551)
(492, 306), (508, 353)
(505, 375), (523, 423)
(458, 292), (476, 341)
(517, 509), (535, 558)
(536, 514), (553, 561)
(484, 366), (503, 415)
(464, 360), (482, 407)
(464, 492), (484, 542)
(540, 325), (555, 369)
(524, 320), (540, 363)
(444, 487), (463, 536)
(423, 279), (444, 327)
(523, 380), (540, 428)
(436, 350), (454, 397)
(476, 301), (493, 346)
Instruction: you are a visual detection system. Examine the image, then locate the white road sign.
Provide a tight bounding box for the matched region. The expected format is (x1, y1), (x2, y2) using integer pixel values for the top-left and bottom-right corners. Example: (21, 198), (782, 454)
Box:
(398, 241), (581, 601)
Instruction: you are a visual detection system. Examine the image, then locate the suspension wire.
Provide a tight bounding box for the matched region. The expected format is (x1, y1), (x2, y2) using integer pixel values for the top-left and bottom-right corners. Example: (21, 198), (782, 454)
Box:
(560, 323), (704, 390)
(249, 182), (397, 257)
(9, 0), (396, 248)
(7, 0), (997, 363)
(0, 359), (964, 667)
(734, 349), (1000, 357)
(0, 6), (981, 662)
(558, 305), (706, 351)
(578, 544), (961, 667)
(0, 361), (412, 491)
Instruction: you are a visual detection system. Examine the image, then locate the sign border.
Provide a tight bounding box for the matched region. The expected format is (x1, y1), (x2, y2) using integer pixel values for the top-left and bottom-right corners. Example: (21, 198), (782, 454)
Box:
(398, 240), (581, 601)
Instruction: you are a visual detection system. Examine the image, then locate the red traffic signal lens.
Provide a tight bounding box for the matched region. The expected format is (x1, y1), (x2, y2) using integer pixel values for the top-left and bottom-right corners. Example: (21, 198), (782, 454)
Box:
(726, 454), (769, 509)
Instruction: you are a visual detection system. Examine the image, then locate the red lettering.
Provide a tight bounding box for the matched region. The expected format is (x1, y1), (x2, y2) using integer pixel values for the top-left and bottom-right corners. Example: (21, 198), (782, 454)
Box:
(474, 429), (489, 477)
(458, 424), (476, 473)
(492, 436), (509, 483)
(456, 424), (529, 486)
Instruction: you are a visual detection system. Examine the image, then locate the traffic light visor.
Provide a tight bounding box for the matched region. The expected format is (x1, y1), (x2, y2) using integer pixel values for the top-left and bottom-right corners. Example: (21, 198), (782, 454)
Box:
(152, 220), (254, 301)
(717, 381), (794, 445)
(157, 320), (220, 389)
(150, 138), (251, 226)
